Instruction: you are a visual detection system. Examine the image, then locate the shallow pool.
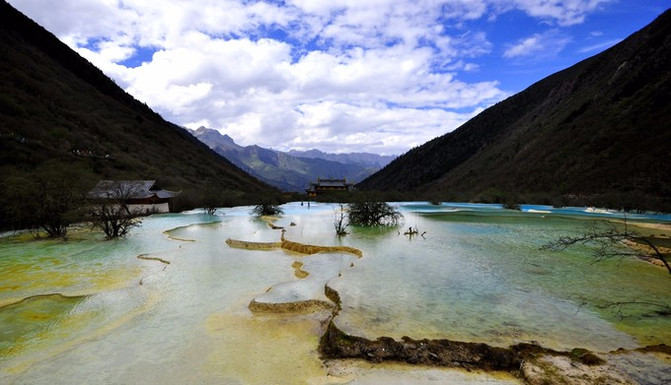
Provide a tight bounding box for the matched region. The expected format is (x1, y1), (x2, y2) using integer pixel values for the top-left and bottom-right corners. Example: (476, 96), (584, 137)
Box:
(1, 202), (669, 384)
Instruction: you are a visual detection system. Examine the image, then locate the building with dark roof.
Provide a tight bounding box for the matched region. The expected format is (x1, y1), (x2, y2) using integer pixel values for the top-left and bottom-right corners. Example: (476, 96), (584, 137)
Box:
(306, 178), (352, 197)
(88, 180), (180, 213)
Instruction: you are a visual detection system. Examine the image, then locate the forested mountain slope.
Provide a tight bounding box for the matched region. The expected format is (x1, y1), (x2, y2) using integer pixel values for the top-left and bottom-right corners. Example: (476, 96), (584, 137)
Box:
(358, 9), (671, 211)
(0, 1), (276, 217)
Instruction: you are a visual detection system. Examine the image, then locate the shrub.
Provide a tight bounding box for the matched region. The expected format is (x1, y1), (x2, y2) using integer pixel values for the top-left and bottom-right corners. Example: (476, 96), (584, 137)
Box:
(347, 200), (402, 227)
(0, 162), (94, 238)
(251, 203), (283, 217)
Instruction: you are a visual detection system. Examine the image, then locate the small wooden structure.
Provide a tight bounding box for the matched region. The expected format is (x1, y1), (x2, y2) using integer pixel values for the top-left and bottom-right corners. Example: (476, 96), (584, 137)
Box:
(88, 180), (180, 213)
(306, 178), (353, 197)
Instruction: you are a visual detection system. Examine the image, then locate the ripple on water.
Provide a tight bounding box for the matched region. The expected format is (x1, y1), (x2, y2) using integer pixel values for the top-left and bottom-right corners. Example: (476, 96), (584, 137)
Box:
(0, 294), (86, 354)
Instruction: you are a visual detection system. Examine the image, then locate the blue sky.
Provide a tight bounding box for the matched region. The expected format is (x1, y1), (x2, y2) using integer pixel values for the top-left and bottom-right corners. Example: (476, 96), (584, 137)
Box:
(8, 0), (669, 155)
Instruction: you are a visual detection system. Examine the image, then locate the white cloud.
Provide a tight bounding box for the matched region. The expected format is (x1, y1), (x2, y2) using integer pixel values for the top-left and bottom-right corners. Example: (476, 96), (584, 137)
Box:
(12, 0), (132, 39)
(511, 0), (614, 26)
(503, 30), (571, 59)
(7, 0), (618, 155)
(284, 101), (479, 154)
(504, 35), (543, 58)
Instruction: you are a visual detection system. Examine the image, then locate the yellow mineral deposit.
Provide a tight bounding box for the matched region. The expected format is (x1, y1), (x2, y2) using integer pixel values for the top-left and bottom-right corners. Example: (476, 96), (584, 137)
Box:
(137, 254), (171, 265)
(225, 235), (362, 316)
(0, 263), (143, 308)
(203, 310), (345, 385)
(292, 260), (310, 278)
(225, 237), (363, 258)
(248, 298), (335, 313)
(280, 240), (363, 258)
(2, 288), (161, 376)
(225, 238), (282, 250)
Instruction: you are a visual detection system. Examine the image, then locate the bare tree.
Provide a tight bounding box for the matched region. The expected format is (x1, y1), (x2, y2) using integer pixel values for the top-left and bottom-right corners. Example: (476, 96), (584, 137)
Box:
(89, 181), (143, 238)
(542, 218), (670, 274)
(334, 204), (349, 236)
(542, 218), (671, 318)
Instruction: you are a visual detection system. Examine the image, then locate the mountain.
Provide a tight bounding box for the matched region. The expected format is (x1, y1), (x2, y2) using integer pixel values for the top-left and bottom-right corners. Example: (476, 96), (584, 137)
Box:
(0, 1), (276, 212)
(190, 127), (390, 192)
(358, 9), (671, 211)
(286, 149), (396, 169)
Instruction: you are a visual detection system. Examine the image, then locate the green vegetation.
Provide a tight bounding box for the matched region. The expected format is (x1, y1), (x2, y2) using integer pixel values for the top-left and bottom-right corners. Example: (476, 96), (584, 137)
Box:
(200, 182), (245, 215)
(0, 161), (94, 238)
(347, 199), (402, 227)
(251, 203), (284, 217)
(358, 10), (671, 213)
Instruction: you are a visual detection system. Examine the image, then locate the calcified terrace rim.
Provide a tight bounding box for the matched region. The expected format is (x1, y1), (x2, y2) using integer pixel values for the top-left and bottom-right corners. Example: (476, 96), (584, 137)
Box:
(225, 238), (363, 258)
(225, 236), (361, 314)
(0, 293), (87, 311)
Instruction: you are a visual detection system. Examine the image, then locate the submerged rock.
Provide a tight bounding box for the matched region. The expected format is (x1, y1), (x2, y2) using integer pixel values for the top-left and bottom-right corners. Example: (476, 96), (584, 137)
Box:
(319, 322), (670, 384)
(521, 355), (633, 385)
(320, 321), (519, 370)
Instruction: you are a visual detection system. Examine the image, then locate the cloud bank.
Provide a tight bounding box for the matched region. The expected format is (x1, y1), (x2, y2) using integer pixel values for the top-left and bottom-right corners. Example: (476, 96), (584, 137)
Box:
(10, 0), (624, 155)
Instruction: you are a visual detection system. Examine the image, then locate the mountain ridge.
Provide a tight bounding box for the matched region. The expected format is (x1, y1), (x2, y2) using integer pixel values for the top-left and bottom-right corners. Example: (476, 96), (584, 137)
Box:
(287, 149), (396, 168)
(358, 8), (671, 211)
(190, 127), (394, 192)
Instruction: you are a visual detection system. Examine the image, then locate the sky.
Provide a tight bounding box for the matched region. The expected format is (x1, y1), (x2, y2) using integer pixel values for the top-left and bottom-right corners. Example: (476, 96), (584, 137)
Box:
(8, 1), (670, 155)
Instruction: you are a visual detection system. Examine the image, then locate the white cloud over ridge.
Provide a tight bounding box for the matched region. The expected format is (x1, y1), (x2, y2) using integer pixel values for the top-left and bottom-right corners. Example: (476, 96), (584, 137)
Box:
(9, 0), (623, 155)
(503, 30), (572, 59)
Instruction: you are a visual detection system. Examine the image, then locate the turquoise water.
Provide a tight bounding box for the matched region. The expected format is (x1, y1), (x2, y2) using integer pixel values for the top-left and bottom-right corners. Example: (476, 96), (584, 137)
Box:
(333, 204), (671, 351)
(0, 202), (669, 384)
